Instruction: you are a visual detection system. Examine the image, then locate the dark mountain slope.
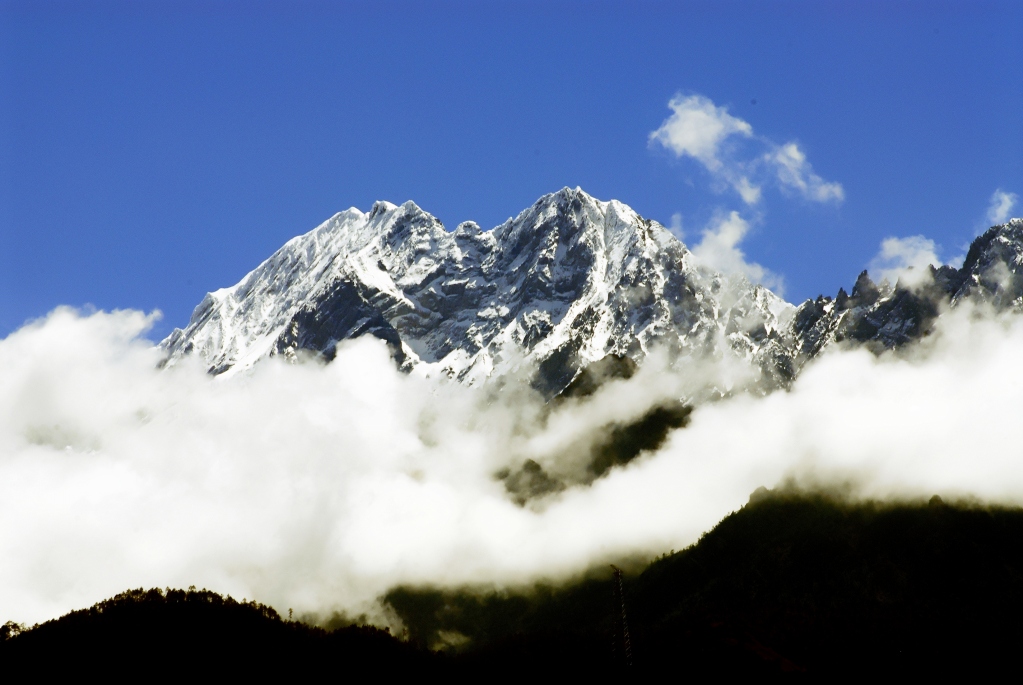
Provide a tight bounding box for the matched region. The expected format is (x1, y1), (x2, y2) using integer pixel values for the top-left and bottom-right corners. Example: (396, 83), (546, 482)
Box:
(7, 493), (1023, 676)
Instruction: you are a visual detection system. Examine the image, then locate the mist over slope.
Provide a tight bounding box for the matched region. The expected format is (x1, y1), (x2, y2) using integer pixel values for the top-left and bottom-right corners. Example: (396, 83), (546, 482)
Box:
(2, 190), (1022, 629)
(7, 493), (1023, 676)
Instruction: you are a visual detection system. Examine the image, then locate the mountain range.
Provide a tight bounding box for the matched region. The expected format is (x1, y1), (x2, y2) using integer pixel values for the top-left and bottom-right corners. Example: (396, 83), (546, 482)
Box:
(160, 188), (1023, 397)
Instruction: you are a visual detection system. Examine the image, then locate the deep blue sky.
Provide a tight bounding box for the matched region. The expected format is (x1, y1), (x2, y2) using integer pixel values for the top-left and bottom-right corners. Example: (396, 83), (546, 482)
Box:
(2, 0), (1021, 340)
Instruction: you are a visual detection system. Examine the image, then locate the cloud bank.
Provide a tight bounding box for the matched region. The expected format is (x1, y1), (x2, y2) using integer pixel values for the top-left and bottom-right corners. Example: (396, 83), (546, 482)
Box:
(649, 94), (844, 206)
(3, 304), (1023, 629)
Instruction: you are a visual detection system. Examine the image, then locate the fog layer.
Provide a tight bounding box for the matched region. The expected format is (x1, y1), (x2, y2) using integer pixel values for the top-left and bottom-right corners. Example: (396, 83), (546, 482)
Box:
(2, 304), (1021, 625)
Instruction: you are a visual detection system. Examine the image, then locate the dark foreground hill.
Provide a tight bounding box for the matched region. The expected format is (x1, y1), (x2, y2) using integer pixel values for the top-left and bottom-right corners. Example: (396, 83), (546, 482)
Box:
(0, 587), (430, 676)
(6, 491), (1023, 676)
(387, 491), (1023, 676)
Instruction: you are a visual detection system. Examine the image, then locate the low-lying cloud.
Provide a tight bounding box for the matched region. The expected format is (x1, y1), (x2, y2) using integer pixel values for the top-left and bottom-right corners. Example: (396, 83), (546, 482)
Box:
(2, 303), (1023, 629)
(649, 93), (844, 206)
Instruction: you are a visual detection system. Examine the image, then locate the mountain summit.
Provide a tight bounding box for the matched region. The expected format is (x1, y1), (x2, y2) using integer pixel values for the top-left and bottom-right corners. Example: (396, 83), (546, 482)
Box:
(160, 191), (1022, 396)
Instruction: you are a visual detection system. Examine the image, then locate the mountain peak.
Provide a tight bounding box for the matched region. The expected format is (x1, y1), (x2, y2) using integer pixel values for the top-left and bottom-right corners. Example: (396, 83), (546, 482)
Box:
(368, 200), (397, 218)
(549, 185), (593, 201)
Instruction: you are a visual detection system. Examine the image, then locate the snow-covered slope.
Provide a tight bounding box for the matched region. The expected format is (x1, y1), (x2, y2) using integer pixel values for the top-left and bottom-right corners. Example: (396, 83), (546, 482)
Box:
(161, 188), (794, 395)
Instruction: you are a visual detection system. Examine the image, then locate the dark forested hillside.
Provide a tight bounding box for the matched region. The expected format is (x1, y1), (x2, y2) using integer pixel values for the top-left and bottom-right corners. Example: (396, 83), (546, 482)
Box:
(387, 490), (1023, 676)
(6, 491), (1023, 676)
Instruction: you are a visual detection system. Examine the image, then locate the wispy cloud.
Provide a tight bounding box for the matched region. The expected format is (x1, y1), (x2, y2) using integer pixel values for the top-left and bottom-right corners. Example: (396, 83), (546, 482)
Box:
(868, 235), (941, 287)
(667, 212), (684, 240)
(768, 142), (844, 203)
(987, 189), (1019, 225)
(690, 211), (784, 294)
(649, 93), (843, 206)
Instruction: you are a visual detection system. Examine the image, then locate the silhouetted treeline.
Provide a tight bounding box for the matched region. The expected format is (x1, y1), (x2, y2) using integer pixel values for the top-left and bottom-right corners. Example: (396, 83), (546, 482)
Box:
(7, 492), (1023, 677)
(0, 587), (429, 676)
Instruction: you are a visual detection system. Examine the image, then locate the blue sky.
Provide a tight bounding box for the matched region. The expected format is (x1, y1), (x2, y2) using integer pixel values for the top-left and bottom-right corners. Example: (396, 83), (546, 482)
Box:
(2, 0), (1021, 340)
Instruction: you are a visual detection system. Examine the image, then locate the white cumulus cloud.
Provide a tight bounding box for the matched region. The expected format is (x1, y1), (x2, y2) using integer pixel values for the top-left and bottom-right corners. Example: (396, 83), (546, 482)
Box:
(649, 94), (760, 205)
(648, 94), (753, 172)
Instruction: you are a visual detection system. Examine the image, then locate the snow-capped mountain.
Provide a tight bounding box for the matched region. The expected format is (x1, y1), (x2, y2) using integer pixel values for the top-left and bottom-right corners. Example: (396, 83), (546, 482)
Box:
(160, 189), (1022, 396)
(160, 188), (794, 395)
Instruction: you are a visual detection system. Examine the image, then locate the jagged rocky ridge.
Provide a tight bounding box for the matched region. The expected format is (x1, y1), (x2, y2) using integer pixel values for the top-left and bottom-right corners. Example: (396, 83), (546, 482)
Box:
(791, 218), (1023, 365)
(161, 191), (1023, 396)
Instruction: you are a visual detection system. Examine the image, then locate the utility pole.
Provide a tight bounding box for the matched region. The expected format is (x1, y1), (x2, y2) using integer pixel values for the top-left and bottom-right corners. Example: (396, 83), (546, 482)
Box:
(610, 564), (633, 667)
